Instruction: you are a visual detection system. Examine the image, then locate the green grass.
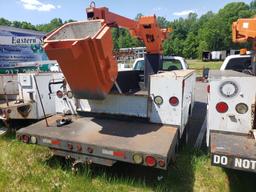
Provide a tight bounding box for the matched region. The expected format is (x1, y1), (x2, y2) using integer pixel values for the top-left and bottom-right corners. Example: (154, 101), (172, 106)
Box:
(0, 133), (255, 192)
(187, 59), (223, 76)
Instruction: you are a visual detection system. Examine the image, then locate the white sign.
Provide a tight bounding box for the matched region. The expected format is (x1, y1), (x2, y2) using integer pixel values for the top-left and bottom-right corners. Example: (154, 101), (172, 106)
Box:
(0, 36), (43, 45)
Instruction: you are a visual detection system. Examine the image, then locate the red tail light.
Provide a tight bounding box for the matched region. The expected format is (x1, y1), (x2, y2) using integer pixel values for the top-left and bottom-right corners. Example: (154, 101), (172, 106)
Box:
(207, 85), (210, 93)
(77, 144), (82, 152)
(67, 143), (73, 150)
(169, 97), (179, 106)
(145, 156), (156, 167)
(22, 135), (30, 143)
(216, 102), (229, 113)
(56, 90), (64, 98)
(87, 147), (94, 154)
(158, 159), (166, 167)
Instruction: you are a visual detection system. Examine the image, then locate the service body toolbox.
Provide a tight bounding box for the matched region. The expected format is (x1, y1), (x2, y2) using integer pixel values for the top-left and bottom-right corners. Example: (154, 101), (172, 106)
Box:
(17, 70), (195, 170)
(207, 70), (256, 173)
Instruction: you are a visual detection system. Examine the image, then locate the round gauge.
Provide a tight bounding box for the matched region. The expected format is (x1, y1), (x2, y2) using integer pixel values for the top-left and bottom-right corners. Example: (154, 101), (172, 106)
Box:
(219, 81), (239, 98)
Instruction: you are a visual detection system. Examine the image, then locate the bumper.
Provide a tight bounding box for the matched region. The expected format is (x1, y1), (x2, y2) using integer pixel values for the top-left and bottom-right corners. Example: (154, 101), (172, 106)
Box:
(210, 130), (256, 173)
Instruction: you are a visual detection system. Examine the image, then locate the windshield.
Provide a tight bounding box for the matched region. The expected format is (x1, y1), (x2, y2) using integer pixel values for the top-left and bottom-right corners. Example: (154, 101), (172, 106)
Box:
(133, 60), (145, 71)
(162, 59), (182, 70)
(225, 57), (252, 72)
(133, 58), (183, 71)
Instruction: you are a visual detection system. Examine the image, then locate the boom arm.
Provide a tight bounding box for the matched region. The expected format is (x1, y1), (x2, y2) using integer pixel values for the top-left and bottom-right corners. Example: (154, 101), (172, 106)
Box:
(232, 18), (256, 75)
(232, 18), (256, 43)
(86, 6), (170, 54)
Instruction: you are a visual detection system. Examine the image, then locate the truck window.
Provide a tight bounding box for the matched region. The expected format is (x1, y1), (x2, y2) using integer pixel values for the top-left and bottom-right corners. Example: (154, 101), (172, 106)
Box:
(162, 59), (182, 71)
(225, 57), (252, 72)
(133, 60), (145, 71)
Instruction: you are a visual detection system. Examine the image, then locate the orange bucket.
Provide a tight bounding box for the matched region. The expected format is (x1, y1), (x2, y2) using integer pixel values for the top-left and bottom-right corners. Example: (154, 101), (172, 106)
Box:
(44, 20), (117, 99)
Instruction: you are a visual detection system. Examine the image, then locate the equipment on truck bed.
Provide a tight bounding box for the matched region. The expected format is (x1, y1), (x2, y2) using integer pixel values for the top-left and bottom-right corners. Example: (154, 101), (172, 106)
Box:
(43, 3), (170, 99)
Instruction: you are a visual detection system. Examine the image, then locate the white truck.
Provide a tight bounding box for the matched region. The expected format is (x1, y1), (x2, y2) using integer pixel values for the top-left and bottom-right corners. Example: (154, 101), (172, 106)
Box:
(16, 5), (196, 170)
(132, 56), (189, 71)
(206, 70), (256, 173)
(17, 69), (196, 170)
(0, 72), (66, 125)
(220, 54), (252, 74)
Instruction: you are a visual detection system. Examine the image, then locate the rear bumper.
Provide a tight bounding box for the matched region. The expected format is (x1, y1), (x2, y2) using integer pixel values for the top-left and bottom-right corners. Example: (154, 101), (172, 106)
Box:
(17, 115), (178, 170)
(210, 130), (256, 173)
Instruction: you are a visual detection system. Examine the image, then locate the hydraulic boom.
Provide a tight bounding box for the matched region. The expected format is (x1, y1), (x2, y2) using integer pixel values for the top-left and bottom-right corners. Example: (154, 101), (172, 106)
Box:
(43, 3), (170, 99)
(232, 18), (256, 75)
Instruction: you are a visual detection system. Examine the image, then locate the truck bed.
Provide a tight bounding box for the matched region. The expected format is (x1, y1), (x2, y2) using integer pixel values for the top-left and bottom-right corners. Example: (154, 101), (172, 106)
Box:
(17, 115), (178, 169)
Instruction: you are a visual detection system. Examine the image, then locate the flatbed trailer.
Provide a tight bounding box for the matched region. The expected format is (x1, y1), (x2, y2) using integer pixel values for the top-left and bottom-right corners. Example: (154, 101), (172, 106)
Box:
(17, 115), (178, 170)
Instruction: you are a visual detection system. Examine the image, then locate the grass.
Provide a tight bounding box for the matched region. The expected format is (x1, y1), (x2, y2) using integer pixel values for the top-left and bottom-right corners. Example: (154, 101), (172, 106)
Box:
(187, 59), (223, 75)
(0, 133), (255, 192)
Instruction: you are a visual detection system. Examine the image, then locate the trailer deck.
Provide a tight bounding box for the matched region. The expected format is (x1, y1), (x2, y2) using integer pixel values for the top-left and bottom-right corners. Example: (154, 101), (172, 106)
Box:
(210, 130), (256, 173)
(17, 115), (178, 169)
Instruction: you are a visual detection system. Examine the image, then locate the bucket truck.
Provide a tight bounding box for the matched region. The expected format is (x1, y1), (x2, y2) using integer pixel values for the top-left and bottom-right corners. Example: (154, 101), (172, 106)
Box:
(17, 3), (195, 170)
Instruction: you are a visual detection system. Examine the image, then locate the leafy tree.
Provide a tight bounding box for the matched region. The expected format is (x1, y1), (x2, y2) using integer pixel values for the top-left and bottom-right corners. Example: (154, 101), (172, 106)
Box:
(0, 18), (11, 26)
(157, 16), (170, 28)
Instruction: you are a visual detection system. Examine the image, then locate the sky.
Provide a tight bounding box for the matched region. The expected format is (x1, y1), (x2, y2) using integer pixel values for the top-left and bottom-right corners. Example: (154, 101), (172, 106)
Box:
(0, 0), (253, 25)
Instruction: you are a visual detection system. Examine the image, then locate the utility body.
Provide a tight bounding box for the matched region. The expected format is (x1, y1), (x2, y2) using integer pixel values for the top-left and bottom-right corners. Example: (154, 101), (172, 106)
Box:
(207, 17), (256, 173)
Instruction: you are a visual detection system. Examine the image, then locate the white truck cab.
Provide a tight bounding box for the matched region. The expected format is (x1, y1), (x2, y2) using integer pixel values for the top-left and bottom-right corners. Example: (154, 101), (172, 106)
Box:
(220, 54), (252, 73)
(133, 56), (188, 71)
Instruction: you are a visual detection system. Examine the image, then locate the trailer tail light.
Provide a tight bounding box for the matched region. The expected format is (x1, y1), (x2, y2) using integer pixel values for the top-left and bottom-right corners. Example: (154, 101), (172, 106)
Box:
(207, 85), (210, 93)
(133, 154), (143, 164)
(22, 135), (30, 143)
(113, 151), (125, 158)
(216, 102), (229, 113)
(77, 144), (82, 152)
(30, 136), (37, 144)
(145, 156), (156, 167)
(154, 96), (163, 106)
(67, 143), (73, 150)
(158, 159), (166, 167)
(56, 90), (64, 98)
(67, 91), (73, 99)
(236, 103), (248, 114)
(87, 147), (94, 154)
(169, 97), (179, 106)
(51, 140), (61, 145)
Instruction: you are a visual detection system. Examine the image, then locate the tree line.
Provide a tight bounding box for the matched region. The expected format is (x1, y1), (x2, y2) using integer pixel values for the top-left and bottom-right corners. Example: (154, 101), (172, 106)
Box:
(1, 1), (256, 59)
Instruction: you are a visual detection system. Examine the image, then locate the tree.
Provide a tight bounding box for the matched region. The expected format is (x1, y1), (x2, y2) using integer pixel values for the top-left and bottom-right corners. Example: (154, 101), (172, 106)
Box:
(0, 18), (11, 26)
(157, 16), (170, 28)
(135, 13), (143, 21)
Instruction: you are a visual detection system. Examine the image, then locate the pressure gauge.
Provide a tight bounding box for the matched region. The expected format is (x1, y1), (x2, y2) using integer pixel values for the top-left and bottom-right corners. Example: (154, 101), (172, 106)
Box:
(219, 81), (239, 98)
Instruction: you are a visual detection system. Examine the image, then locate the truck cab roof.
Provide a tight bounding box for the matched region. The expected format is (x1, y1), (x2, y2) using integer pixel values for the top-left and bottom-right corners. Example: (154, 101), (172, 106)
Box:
(132, 56), (188, 71)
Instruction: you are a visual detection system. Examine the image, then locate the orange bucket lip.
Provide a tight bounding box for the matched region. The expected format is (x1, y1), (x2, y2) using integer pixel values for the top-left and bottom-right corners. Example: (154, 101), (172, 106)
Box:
(43, 20), (118, 100)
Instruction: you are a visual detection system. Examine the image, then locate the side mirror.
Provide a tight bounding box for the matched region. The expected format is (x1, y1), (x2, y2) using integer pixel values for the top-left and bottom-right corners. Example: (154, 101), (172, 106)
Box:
(203, 68), (210, 79)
